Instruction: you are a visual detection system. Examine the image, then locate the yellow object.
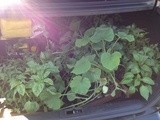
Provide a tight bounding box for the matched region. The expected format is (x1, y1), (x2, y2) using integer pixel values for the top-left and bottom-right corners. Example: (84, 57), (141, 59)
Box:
(19, 43), (29, 49)
(0, 19), (32, 39)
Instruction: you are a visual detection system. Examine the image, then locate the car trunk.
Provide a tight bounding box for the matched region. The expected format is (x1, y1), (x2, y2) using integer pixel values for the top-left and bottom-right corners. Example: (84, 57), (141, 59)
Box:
(0, 0), (160, 120)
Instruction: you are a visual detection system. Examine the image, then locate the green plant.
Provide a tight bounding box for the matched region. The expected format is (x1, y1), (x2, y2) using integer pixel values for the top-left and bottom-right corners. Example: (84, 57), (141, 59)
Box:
(121, 45), (160, 100)
(0, 23), (159, 114)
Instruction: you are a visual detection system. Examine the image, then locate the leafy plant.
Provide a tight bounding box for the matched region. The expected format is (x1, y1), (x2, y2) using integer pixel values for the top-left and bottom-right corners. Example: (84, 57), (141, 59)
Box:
(0, 23), (159, 115)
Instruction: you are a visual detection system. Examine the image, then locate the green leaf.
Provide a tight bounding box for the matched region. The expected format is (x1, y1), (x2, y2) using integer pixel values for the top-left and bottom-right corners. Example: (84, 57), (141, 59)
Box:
(67, 91), (76, 102)
(121, 78), (133, 84)
(84, 68), (101, 82)
(24, 101), (39, 113)
(54, 79), (65, 93)
(129, 86), (136, 94)
(32, 82), (45, 97)
(72, 57), (91, 75)
(10, 80), (21, 89)
(123, 72), (134, 79)
(84, 27), (95, 38)
(134, 79), (141, 86)
(85, 54), (96, 62)
(16, 84), (25, 96)
(101, 52), (122, 71)
(46, 62), (59, 73)
(140, 85), (150, 100)
(75, 38), (90, 48)
(117, 32), (135, 42)
(142, 77), (155, 85)
(141, 65), (152, 74)
(44, 96), (62, 110)
(44, 78), (53, 85)
(91, 27), (114, 43)
(145, 59), (155, 67)
(131, 65), (140, 74)
(147, 85), (153, 94)
(133, 53), (148, 63)
(39, 90), (52, 101)
(70, 76), (91, 95)
(43, 71), (51, 78)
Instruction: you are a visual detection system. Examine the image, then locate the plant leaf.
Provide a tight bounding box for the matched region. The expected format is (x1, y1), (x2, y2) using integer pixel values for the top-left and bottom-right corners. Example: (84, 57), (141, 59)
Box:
(72, 57), (91, 75)
(84, 27), (95, 38)
(70, 76), (91, 95)
(129, 86), (136, 94)
(84, 68), (101, 82)
(67, 91), (76, 102)
(142, 77), (155, 85)
(16, 84), (25, 96)
(24, 101), (39, 113)
(91, 27), (114, 43)
(75, 38), (90, 48)
(118, 32), (135, 42)
(32, 82), (45, 97)
(44, 78), (54, 85)
(44, 96), (62, 110)
(101, 52), (122, 71)
(140, 85), (150, 100)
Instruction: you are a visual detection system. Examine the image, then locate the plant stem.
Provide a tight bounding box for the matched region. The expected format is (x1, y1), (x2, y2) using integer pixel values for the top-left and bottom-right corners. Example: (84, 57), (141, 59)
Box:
(61, 92), (95, 110)
(102, 40), (106, 52)
(109, 38), (120, 52)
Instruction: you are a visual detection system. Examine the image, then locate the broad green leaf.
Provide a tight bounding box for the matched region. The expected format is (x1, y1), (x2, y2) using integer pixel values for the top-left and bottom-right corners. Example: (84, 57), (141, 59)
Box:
(131, 65), (140, 74)
(27, 61), (38, 68)
(91, 27), (114, 43)
(101, 52), (122, 71)
(140, 85), (150, 100)
(153, 66), (159, 74)
(117, 32), (135, 42)
(141, 65), (152, 73)
(84, 68), (101, 82)
(54, 79), (65, 93)
(16, 84), (25, 96)
(133, 53), (148, 63)
(46, 86), (57, 95)
(10, 80), (21, 89)
(121, 78), (133, 84)
(44, 78), (53, 85)
(46, 62), (59, 73)
(72, 57), (91, 75)
(102, 86), (109, 94)
(24, 101), (39, 113)
(43, 71), (51, 78)
(123, 72), (134, 79)
(75, 38), (90, 48)
(44, 96), (62, 110)
(70, 76), (91, 95)
(39, 90), (52, 101)
(67, 91), (76, 102)
(142, 77), (155, 85)
(32, 82), (45, 97)
(84, 27), (95, 38)
(145, 59), (155, 67)
(134, 79), (141, 86)
(147, 85), (153, 94)
(85, 54), (96, 62)
(129, 86), (136, 94)
(92, 43), (103, 51)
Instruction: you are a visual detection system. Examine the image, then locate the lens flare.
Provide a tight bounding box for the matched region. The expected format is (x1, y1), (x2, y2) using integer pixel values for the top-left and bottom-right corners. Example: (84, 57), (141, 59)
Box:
(0, 0), (23, 8)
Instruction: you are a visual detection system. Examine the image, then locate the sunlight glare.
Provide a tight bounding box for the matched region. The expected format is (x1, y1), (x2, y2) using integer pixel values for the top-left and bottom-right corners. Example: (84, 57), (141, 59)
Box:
(0, 0), (23, 8)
